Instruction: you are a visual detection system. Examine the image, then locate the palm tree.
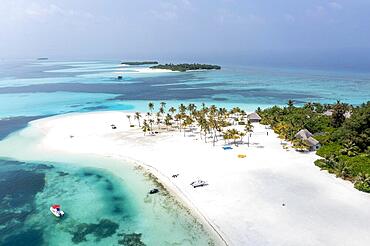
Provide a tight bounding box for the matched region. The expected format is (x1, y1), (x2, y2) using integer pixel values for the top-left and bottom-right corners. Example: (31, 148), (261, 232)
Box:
(156, 118), (161, 130)
(223, 131), (230, 144)
(148, 102), (154, 114)
(159, 102), (166, 116)
(244, 121), (254, 147)
(187, 103), (197, 115)
(208, 117), (218, 146)
(198, 116), (209, 143)
(126, 115), (132, 126)
(164, 114), (173, 130)
(134, 112), (142, 127)
(304, 102), (314, 111)
(179, 104), (187, 115)
(239, 132), (246, 142)
(175, 113), (182, 131)
(182, 116), (194, 137)
(287, 99), (294, 108)
(159, 107), (165, 115)
(149, 119), (154, 133)
(169, 107), (176, 115)
(227, 129), (240, 145)
(275, 122), (289, 143)
(160, 101), (166, 110)
(142, 120), (149, 136)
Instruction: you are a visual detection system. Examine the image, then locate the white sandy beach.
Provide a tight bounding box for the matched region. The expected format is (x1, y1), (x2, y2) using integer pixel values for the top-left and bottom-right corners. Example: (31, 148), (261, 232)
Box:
(114, 67), (178, 74)
(11, 111), (370, 246)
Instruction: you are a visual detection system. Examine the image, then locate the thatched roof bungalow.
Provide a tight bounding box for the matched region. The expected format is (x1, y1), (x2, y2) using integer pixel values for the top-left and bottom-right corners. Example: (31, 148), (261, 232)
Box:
(295, 129), (320, 151)
(247, 112), (261, 123)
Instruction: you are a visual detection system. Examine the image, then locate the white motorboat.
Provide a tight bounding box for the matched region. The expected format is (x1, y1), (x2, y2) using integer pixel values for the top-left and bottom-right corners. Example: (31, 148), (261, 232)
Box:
(50, 204), (65, 217)
(190, 180), (208, 188)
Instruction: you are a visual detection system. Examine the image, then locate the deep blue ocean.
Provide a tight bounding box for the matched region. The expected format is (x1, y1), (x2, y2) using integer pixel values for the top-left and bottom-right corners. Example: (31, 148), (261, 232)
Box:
(0, 60), (369, 245)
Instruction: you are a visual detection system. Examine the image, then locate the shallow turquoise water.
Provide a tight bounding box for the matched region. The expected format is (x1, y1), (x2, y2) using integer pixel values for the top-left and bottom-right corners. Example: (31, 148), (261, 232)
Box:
(0, 155), (217, 246)
(0, 109), (220, 245)
(0, 60), (369, 119)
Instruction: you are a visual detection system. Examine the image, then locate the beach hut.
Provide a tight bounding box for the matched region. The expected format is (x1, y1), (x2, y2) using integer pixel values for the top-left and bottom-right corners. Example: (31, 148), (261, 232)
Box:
(306, 137), (320, 151)
(295, 129), (320, 151)
(247, 112), (261, 123)
(295, 129), (313, 139)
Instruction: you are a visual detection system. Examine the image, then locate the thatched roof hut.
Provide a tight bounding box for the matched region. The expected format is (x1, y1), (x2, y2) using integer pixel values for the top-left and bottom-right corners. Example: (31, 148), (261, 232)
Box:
(295, 129), (313, 139)
(295, 129), (320, 151)
(247, 112), (261, 122)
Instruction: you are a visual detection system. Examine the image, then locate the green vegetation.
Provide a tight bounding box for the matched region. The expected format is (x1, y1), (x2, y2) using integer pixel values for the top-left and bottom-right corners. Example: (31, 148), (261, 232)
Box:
(259, 101), (370, 193)
(121, 61), (158, 65)
(133, 102), (254, 148)
(150, 63), (221, 72)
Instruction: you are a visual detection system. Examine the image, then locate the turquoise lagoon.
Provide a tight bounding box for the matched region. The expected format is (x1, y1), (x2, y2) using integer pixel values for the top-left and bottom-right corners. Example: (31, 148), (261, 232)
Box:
(0, 60), (370, 245)
(0, 128), (218, 245)
(0, 60), (369, 118)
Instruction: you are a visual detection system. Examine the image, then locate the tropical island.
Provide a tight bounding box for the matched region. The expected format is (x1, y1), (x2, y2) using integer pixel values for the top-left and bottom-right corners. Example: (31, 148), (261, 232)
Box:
(121, 61), (159, 65)
(150, 63), (221, 72)
(2, 99), (370, 245)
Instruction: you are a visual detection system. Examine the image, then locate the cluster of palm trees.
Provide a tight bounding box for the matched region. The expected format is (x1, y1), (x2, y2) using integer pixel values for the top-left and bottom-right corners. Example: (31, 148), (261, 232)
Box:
(129, 102), (255, 147)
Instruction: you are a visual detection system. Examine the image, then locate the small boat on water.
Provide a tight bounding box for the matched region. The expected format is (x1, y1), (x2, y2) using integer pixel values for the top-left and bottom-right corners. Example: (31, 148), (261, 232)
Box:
(50, 204), (65, 217)
(149, 188), (159, 194)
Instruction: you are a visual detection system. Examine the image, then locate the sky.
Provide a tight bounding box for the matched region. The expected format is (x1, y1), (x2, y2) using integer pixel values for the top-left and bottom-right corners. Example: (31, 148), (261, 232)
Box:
(0, 0), (370, 69)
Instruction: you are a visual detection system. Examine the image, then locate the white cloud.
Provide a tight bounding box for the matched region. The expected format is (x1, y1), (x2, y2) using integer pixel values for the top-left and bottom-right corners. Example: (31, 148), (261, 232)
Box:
(328, 2), (343, 10)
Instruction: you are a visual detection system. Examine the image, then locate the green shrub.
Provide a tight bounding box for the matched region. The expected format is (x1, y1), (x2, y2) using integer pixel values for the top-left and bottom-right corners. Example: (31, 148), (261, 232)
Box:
(316, 142), (342, 158)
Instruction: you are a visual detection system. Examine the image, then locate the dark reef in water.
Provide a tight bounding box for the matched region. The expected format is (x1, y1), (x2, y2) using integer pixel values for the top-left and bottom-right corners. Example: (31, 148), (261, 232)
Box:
(213, 97), (228, 101)
(82, 171), (94, 177)
(118, 232), (146, 246)
(57, 171), (69, 176)
(2, 229), (44, 246)
(105, 179), (114, 191)
(82, 105), (110, 111)
(70, 219), (119, 244)
(0, 170), (45, 208)
(0, 160), (46, 244)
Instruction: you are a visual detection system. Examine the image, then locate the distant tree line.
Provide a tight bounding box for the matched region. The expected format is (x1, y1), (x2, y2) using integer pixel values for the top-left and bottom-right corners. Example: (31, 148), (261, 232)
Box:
(258, 100), (370, 192)
(121, 61), (159, 65)
(150, 63), (221, 72)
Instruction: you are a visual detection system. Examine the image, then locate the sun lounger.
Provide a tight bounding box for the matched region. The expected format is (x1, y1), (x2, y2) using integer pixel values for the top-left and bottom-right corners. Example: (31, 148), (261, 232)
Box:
(223, 146), (233, 150)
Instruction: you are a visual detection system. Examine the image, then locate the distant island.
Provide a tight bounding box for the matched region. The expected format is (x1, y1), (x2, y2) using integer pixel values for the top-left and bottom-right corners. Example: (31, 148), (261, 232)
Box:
(121, 61), (158, 65)
(150, 63), (221, 72)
